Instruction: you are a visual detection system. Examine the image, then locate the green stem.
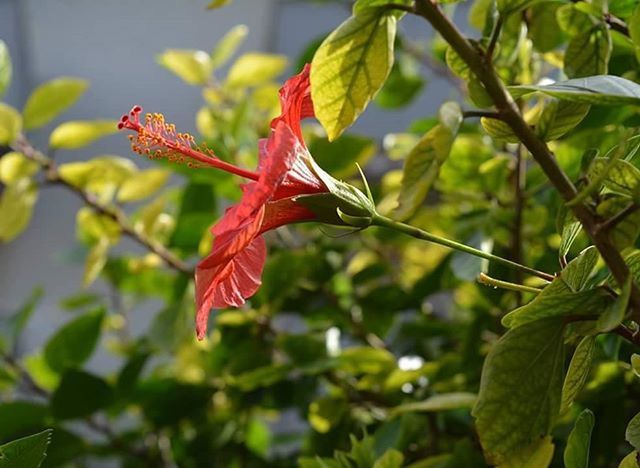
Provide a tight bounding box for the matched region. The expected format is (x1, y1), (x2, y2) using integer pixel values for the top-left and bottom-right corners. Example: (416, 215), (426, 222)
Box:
(477, 273), (542, 294)
(372, 214), (555, 282)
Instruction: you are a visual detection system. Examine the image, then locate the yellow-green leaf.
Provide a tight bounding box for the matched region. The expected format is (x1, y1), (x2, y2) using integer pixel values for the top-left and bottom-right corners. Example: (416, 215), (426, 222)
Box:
(157, 49), (212, 86)
(0, 103), (21, 145)
(564, 409), (595, 468)
(211, 25), (248, 69)
(83, 239), (110, 287)
(500, 437), (555, 468)
(311, 10), (396, 140)
(391, 392), (477, 416)
(0, 40), (11, 99)
(630, 4), (640, 62)
(207, 0), (232, 9)
(396, 102), (462, 220)
(308, 396), (347, 433)
(226, 52), (288, 88)
(117, 168), (171, 202)
(22, 77), (88, 130)
(49, 120), (118, 149)
(0, 179), (38, 242)
(536, 100), (590, 141)
(619, 451), (639, 468)
(561, 336), (596, 413)
(0, 152), (39, 185)
(481, 116), (519, 143)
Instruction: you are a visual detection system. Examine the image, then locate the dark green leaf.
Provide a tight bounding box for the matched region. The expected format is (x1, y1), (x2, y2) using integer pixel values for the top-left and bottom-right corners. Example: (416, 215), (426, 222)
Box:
(44, 308), (105, 373)
(627, 412), (640, 450)
(472, 318), (565, 464)
(0, 429), (52, 468)
(565, 25), (611, 78)
(561, 336), (596, 413)
(51, 370), (113, 420)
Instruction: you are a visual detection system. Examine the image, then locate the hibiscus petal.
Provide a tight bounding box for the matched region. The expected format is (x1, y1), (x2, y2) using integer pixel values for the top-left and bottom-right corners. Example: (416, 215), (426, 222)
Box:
(195, 235), (267, 340)
(260, 198), (316, 234)
(271, 63), (314, 141)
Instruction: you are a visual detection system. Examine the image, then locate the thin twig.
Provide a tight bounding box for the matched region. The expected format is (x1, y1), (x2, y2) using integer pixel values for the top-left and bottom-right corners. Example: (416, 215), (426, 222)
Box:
(486, 15), (503, 60)
(462, 110), (503, 119)
(478, 273), (542, 294)
(597, 201), (640, 233)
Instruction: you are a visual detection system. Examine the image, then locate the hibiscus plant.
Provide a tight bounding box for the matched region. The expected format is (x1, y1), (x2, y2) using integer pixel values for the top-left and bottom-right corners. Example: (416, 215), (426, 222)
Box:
(3, 0), (640, 466)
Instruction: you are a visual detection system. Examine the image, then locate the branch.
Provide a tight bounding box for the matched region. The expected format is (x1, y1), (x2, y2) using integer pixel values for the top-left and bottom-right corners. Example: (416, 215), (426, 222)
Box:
(597, 201), (640, 233)
(13, 136), (194, 277)
(462, 110), (503, 119)
(604, 13), (630, 36)
(411, 0), (640, 317)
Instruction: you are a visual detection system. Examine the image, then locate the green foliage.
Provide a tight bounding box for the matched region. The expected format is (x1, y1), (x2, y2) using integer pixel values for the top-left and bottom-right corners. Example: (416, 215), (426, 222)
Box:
(5, 2), (640, 466)
(0, 430), (52, 468)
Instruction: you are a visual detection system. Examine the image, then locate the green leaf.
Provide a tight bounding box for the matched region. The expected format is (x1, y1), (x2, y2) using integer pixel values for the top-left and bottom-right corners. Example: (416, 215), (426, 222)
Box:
(497, 0), (548, 16)
(157, 49), (212, 86)
(509, 75), (640, 106)
(0, 179), (38, 243)
(561, 336), (596, 413)
(472, 318), (565, 464)
(43, 308), (105, 373)
(0, 402), (49, 441)
(536, 101), (591, 141)
(564, 25), (611, 78)
(563, 246), (598, 292)
(619, 451), (639, 468)
(597, 197), (640, 249)
(245, 418), (271, 458)
(589, 157), (640, 198)
(556, 4), (593, 37)
(210, 25), (248, 69)
(396, 102), (462, 220)
(311, 10), (397, 140)
(481, 116), (519, 143)
(445, 46), (471, 80)
(0, 287), (43, 353)
(226, 52), (288, 88)
(51, 370), (113, 420)
(501, 279), (609, 329)
(0, 152), (39, 185)
(629, 4), (640, 62)
(49, 120), (118, 149)
(0, 41), (12, 99)
(597, 276), (631, 332)
(117, 168), (171, 202)
(22, 78), (88, 130)
(391, 392), (477, 416)
(207, 0), (232, 9)
(564, 409), (595, 468)
(627, 412), (640, 450)
(0, 429), (52, 468)
(169, 183), (216, 252)
(500, 437), (555, 468)
(373, 449), (404, 468)
(559, 210), (582, 258)
(83, 238), (109, 287)
(0, 103), (22, 145)
(309, 396), (347, 433)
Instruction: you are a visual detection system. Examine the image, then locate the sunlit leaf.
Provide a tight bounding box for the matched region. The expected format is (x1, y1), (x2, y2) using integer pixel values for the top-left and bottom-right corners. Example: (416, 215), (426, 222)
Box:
(373, 449), (404, 468)
(22, 78), (88, 130)
(311, 10), (396, 140)
(309, 396), (347, 433)
(226, 52), (287, 88)
(391, 392), (477, 416)
(0, 40), (11, 99)
(396, 102), (461, 220)
(561, 336), (596, 413)
(83, 239), (109, 287)
(207, 0), (232, 9)
(509, 75), (640, 105)
(210, 24), (248, 69)
(117, 168), (171, 203)
(472, 318), (565, 464)
(157, 49), (212, 86)
(0, 152), (39, 185)
(0, 103), (21, 145)
(0, 179), (38, 243)
(49, 120), (118, 149)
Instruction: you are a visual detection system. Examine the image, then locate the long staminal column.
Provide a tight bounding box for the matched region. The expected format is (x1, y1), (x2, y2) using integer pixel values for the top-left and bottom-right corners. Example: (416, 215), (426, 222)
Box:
(118, 106), (259, 181)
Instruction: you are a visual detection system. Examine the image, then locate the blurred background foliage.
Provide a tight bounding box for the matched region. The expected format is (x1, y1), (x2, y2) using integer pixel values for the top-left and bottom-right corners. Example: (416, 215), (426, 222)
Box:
(2, 0), (640, 466)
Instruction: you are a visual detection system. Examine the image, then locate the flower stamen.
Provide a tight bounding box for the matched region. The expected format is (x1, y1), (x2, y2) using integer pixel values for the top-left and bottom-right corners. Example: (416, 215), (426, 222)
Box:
(118, 106), (259, 181)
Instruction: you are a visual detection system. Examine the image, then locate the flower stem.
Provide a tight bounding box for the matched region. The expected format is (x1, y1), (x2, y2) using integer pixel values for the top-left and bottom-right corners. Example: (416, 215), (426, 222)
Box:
(477, 273), (542, 294)
(372, 214), (555, 282)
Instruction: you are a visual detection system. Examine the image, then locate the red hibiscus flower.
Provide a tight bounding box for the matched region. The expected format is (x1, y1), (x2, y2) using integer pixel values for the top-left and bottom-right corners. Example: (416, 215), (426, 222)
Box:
(120, 65), (370, 339)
